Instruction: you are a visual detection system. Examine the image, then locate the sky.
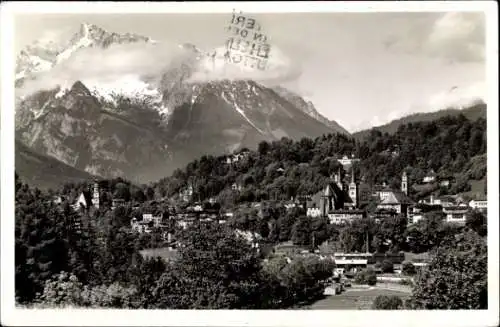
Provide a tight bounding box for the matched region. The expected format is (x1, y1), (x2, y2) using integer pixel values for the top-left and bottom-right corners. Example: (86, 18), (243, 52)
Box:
(14, 12), (486, 132)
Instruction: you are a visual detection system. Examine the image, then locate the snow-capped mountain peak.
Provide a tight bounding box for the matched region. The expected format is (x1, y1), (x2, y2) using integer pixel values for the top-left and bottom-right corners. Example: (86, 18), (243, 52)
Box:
(16, 23), (350, 176)
(56, 24), (94, 63)
(16, 23), (154, 81)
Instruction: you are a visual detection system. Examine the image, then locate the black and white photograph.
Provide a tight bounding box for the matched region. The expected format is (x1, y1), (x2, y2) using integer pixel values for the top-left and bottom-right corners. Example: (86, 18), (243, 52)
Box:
(1, 1), (498, 326)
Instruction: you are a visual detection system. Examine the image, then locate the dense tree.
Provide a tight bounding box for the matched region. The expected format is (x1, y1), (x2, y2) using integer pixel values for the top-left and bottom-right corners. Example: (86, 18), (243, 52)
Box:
(401, 261), (417, 276)
(291, 216), (312, 246)
(354, 268), (377, 286)
(372, 295), (404, 310)
(410, 231), (487, 309)
(147, 113), (486, 206)
(113, 182), (131, 201)
(336, 218), (376, 253)
(381, 259), (394, 273)
(132, 189), (146, 203)
(16, 110), (487, 309)
(34, 272), (139, 309)
(404, 212), (462, 253)
(465, 210), (487, 237)
(127, 256), (167, 308)
(15, 183), (72, 303)
(151, 224), (265, 309)
(262, 255), (335, 307)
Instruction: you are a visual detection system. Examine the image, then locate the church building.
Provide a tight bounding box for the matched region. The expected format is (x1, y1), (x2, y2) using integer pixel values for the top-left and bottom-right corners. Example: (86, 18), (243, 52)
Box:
(306, 167), (364, 224)
(72, 181), (100, 211)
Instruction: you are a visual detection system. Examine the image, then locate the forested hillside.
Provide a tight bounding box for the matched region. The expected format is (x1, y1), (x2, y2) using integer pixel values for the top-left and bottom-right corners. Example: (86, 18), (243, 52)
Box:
(150, 112), (487, 205)
(14, 112), (488, 310)
(15, 141), (97, 190)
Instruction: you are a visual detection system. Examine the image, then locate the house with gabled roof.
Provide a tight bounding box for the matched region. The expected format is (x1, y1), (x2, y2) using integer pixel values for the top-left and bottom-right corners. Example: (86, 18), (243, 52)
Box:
(72, 190), (93, 211)
(306, 182), (351, 218)
(72, 181), (100, 211)
(376, 190), (414, 217)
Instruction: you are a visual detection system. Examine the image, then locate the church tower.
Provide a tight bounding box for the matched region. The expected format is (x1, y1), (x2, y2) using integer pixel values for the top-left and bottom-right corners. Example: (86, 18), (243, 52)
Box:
(348, 168), (359, 208)
(401, 171), (408, 196)
(92, 181), (100, 209)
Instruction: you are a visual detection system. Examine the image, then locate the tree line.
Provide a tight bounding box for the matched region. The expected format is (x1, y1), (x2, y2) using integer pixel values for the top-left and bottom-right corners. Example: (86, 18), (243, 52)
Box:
(146, 113), (486, 207)
(15, 175), (335, 308)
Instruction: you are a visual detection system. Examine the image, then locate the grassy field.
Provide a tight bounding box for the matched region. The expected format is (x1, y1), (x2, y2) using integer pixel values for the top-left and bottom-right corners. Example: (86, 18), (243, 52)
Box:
(309, 286), (411, 310)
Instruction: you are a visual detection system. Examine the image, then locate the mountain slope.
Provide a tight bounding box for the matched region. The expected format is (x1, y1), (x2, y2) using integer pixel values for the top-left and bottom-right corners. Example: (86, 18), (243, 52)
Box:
(352, 101), (486, 141)
(272, 86), (350, 135)
(15, 23), (350, 183)
(15, 140), (96, 190)
(16, 79), (339, 183)
(164, 80), (337, 155)
(16, 81), (172, 182)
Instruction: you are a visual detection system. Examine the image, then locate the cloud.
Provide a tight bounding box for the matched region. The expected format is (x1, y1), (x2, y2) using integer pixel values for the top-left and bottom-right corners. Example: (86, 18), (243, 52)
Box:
(426, 12), (485, 62)
(384, 12), (485, 63)
(427, 81), (485, 110)
(186, 44), (303, 86)
(346, 81), (485, 133)
(16, 42), (194, 97)
(17, 39), (303, 98)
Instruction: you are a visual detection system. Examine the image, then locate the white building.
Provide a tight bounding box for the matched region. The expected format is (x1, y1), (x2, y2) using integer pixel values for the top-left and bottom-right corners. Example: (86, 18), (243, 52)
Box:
(408, 207), (425, 224)
(131, 218), (152, 234)
(443, 204), (469, 224)
(469, 200), (487, 211)
(307, 207), (322, 218)
(337, 154), (360, 167)
(226, 151), (250, 165)
(422, 170), (437, 183)
(143, 213), (163, 227)
(421, 195), (454, 207)
(327, 210), (364, 225)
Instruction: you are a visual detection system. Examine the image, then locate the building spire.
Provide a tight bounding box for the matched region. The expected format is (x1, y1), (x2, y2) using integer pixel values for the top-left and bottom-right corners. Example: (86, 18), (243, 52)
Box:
(401, 170), (408, 196)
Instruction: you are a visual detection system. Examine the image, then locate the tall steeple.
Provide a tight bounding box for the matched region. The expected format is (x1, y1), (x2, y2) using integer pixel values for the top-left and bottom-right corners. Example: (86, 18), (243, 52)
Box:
(401, 170), (408, 196)
(349, 166), (358, 208)
(92, 180), (100, 209)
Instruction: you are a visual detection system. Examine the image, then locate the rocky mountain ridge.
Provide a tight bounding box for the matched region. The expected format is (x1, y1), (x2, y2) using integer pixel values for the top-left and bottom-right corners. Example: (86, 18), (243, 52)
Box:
(15, 23), (349, 184)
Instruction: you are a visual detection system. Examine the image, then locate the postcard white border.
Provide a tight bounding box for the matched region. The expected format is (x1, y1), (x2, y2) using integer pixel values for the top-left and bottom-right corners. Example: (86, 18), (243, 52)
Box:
(1, 1), (498, 327)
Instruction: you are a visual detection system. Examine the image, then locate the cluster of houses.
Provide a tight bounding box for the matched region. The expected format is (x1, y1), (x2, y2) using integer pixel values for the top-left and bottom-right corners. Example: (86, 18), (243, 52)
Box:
(67, 181), (127, 212)
(409, 194), (487, 225)
(301, 167), (486, 226)
(302, 168), (412, 225)
(273, 241), (422, 276)
(225, 150), (250, 165)
(129, 201), (228, 238)
(130, 213), (166, 234)
(60, 156), (487, 243)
